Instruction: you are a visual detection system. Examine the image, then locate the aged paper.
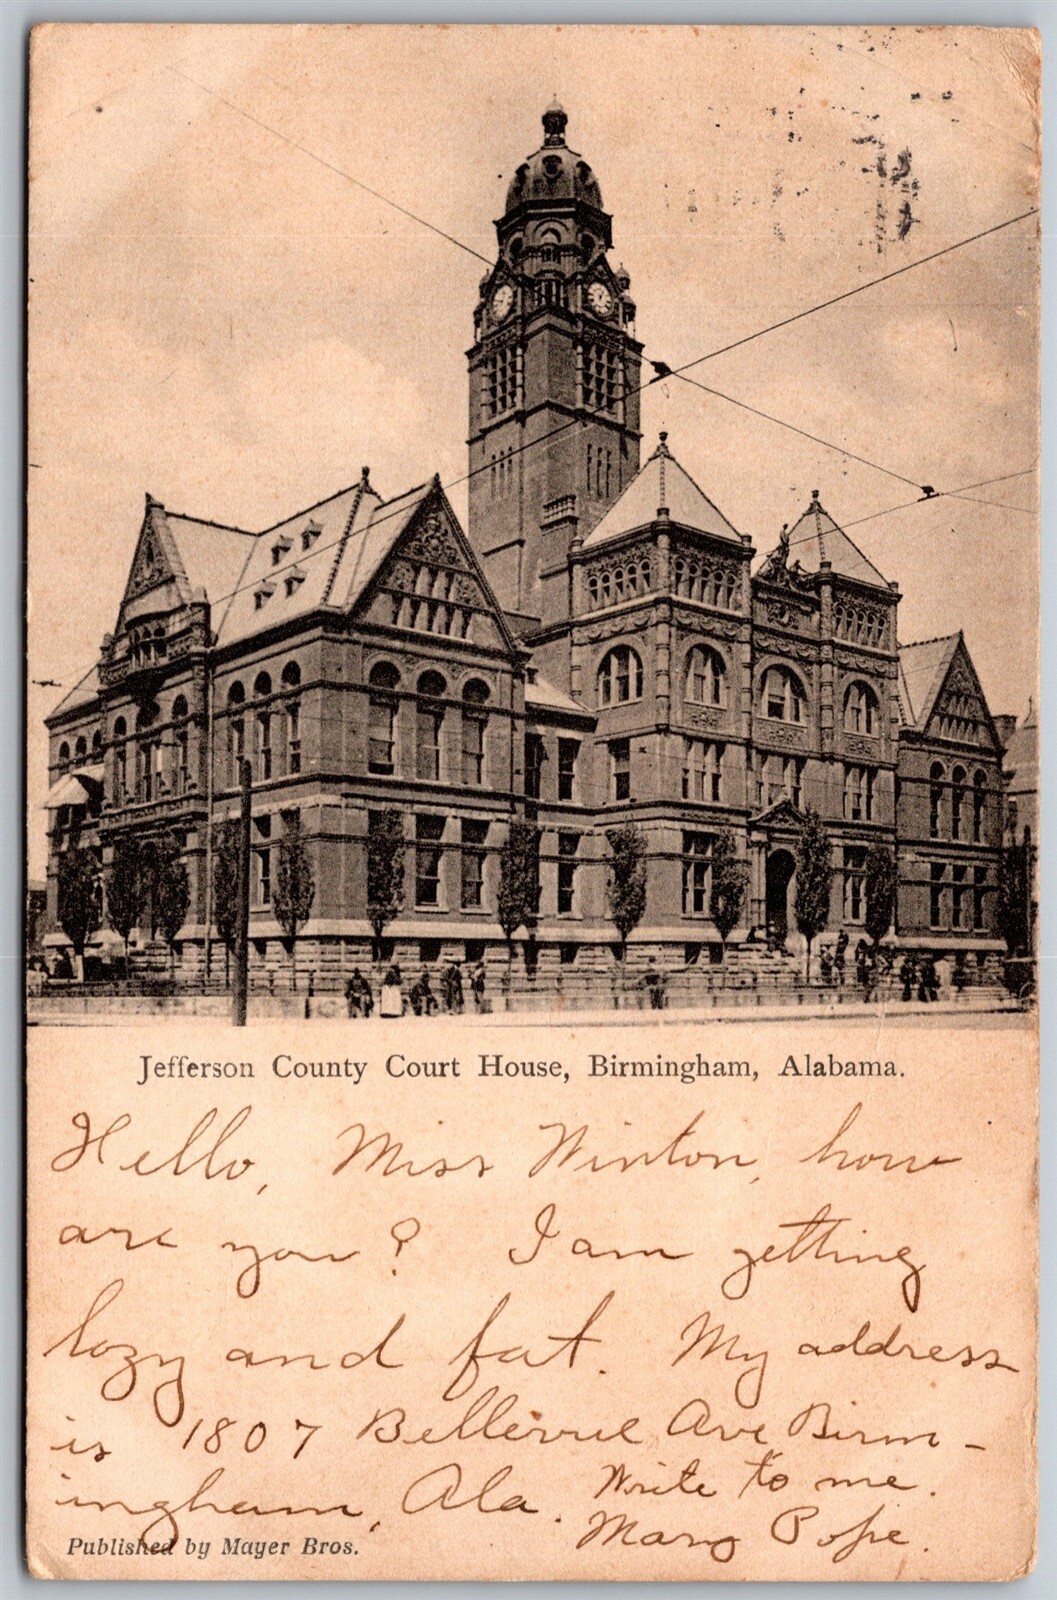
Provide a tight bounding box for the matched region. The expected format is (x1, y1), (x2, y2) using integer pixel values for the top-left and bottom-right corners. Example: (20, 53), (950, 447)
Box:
(26, 23), (1039, 1582)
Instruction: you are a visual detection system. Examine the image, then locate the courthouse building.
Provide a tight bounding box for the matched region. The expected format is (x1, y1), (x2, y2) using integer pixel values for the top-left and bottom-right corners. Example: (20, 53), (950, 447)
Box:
(44, 104), (1011, 986)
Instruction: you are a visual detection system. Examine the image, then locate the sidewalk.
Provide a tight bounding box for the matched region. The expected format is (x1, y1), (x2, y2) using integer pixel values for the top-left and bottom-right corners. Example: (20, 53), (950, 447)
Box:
(28, 992), (1028, 1026)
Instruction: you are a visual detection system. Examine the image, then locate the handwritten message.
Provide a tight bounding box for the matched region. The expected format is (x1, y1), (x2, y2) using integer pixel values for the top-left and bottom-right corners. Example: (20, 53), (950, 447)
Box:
(26, 1022), (1036, 1581)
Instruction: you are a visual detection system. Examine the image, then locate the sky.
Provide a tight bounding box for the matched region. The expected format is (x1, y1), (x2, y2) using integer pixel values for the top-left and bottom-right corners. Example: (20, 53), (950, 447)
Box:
(26, 23), (1040, 877)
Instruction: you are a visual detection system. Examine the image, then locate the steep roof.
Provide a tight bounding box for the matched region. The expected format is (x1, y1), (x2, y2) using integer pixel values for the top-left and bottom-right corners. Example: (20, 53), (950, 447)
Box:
(163, 512), (257, 609)
(525, 672), (589, 716)
(582, 434), (742, 548)
(49, 664), (101, 721)
(898, 633), (960, 729)
(1003, 701), (1038, 796)
(215, 474), (384, 646)
(770, 491), (889, 588)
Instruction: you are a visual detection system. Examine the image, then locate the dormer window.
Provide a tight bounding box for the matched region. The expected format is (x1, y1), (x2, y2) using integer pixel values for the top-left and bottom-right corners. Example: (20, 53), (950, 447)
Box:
(301, 522), (322, 552)
(271, 536), (292, 567)
(254, 584), (275, 611)
(285, 568), (306, 598)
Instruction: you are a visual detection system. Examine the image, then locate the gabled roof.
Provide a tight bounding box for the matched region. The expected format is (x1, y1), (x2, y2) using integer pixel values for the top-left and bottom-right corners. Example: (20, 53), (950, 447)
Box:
(769, 491), (889, 589)
(898, 633), (960, 729)
(215, 473), (386, 646)
(525, 672), (590, 716)
(582, 434), (742, 548)
(49, 664), (101, 721)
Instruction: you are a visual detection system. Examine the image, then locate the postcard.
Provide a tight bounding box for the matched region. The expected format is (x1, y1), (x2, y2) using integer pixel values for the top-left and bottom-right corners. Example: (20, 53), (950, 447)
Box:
(26, 23), (1039, 1581)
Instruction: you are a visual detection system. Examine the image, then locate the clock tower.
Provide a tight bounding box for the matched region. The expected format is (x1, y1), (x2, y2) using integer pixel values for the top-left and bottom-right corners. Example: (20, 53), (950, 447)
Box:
(467, 102), (642, 622)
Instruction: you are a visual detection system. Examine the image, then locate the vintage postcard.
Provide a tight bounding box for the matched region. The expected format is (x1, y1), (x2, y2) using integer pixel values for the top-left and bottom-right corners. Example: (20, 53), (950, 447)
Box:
(26, 23), (1039, 1581)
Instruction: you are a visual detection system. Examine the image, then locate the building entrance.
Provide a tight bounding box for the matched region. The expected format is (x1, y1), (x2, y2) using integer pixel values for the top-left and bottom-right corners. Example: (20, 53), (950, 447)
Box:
(765, 848), (796, 944)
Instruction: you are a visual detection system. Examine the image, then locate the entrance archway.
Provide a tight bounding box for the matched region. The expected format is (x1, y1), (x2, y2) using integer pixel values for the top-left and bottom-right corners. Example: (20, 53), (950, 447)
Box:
(765, 849), (796, 944)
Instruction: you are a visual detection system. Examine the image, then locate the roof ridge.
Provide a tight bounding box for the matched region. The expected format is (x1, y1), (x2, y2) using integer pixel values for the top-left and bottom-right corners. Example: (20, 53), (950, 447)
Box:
(161, 510), (257, 537)
(321, 471), (373, 605)
(257, 479), (370, 535)
(899, 631), (961, 650)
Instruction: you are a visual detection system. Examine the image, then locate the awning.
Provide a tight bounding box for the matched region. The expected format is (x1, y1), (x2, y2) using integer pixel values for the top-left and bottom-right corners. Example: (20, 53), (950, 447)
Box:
(42, 765), (105, 808)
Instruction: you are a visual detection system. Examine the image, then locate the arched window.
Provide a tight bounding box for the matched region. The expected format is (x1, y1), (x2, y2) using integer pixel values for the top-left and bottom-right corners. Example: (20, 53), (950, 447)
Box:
(113, 718), (128, 802)
(416, 671), (446, 781)
(588, 574), (599, 608)
(461, 680), (490, 786)
(281, 663), (302, 775)
(227, 682), (246, 786)
(951, 765), (967, 841)
(844, 681), (880, 736)
(761, 665), (806, 725)
(74, 735), (87, 761)
(929, 761), (945, 839)
(367, 661), (400, 775)
(597, 646), (643, 707)
(91, 729), (102, 756)
(685, 646), (726, 708)
(136, 703), (162, 802)
(254, 674), (273, 781)
(57, 740), (70, 768)
(171, 694), (188, 721)
(973, 770), (987, 843)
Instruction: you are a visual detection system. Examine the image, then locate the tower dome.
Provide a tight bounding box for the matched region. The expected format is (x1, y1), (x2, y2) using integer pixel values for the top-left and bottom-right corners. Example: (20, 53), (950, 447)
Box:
(504, 102), (604, 213)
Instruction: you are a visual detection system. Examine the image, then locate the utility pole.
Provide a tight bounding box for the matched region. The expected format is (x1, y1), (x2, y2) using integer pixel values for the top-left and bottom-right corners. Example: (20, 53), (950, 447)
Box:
(232, 756), (252, 1026)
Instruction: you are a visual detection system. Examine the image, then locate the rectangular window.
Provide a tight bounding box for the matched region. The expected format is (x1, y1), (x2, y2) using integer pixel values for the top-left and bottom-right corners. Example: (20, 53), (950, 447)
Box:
(610, 738), (631, 802)
(369, 694), (396, 775)
(682, 832), (712, 916)
(557, 832), (580, 915)
(256, 711), (272, 782)
(844, 847), (867, 923)
(951, 864), (968, 929)
(485, 345), (518, 418)
(582, 342), (621, 413)
(973, 866), (988, 930)
(415, 814), (445, 906)
(682, 740), (723, 802)
(174, 728), (189, 794)
(460, 819), (488, 909)
(525, 733), (545, 801)
(286, 702), (301, 774)
(416, 705), (443, 782)
(558, 739), (579, 802)
(462, 711), (486, 786)
(930, 862), (946, 929)
(254, 814), (272, 906)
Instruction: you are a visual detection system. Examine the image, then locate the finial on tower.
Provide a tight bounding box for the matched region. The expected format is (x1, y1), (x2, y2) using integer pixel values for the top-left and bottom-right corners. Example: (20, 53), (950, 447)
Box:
(542, 98), (568, 146)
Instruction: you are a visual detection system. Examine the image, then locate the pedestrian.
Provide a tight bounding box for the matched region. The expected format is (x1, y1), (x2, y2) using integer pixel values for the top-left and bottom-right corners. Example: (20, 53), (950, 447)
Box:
(442, 960), (464, 1014)
(952, 957), (969, 997)
(819, 948), (833, 987)
(854, 939), (869, 991)
(470, 959), (487, 1013)
(409, 969), (437, 1016)
(923, 955), (940, 1002)
(834, 930), (848, 987)
(345, 967), (373, 1018)
(900, 954), (916, 1002)
(380, 964), (403, 1017)
(642, 958), (666, 1010)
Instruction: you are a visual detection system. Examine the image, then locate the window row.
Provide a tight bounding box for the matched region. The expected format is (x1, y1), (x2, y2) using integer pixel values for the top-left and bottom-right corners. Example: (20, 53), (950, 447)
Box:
(372, 814), (583, 916)
(928, 764), (989, 842)
(929, 862), (990, 931)
(586, 559), (652, 610)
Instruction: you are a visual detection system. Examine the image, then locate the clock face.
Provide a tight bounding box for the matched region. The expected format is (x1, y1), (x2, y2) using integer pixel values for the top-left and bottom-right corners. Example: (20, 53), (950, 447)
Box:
(587, 281), (614, 318)
(491, 284), (514, 321)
